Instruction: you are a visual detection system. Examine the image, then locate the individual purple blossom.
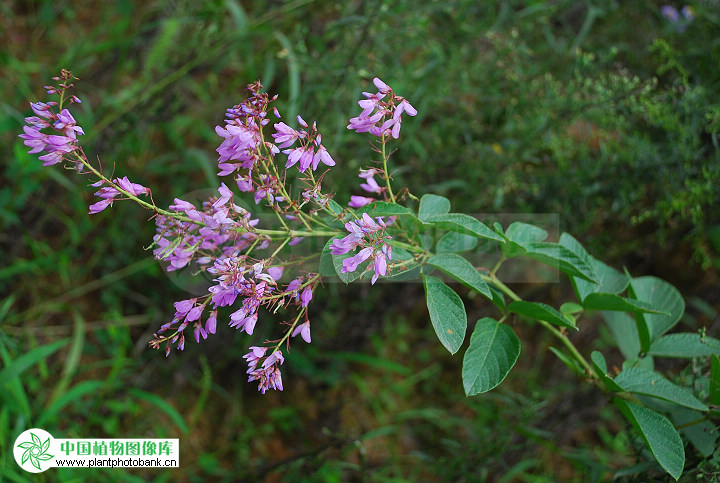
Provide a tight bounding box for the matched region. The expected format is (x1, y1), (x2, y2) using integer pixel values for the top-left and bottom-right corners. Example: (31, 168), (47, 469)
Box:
(312, 144), (335, 170)
(343, 246), (373, 273)
(193, 322), (208, 343)
(267, 266), (284, 281)
(54, 109), (84, 138)
(272, 122), (304, 148)
(292, 321), (311, 343)
(243, 346), (267, 369)
(206, 311), (218, 334)
(348, 195), (375, 208)
(300, 286), (313, 307)
(359, 170), (383, 194)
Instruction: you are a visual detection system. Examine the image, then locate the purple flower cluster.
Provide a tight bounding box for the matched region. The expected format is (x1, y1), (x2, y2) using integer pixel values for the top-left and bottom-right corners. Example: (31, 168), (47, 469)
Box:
(19, 101), (84, 167)
(89, 176), (150, 214)
(152, 185), (261, 271)
(22, 73), (417, 395)
(215, 81), (278, 177)
(150, 298), (214, 355)
(347, 77), (417, 139)
(244, 347), (284, 394)
(330, 213), (392, 284)
(272, 116), (335, 172)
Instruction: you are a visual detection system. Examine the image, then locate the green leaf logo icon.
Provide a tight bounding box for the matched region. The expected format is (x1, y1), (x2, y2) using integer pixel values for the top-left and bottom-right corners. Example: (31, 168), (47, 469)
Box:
(13, 428), (55, 473)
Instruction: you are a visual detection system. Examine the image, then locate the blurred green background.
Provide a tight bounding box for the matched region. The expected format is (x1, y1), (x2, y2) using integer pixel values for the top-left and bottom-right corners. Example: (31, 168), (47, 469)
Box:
(2, 0), (719, 481)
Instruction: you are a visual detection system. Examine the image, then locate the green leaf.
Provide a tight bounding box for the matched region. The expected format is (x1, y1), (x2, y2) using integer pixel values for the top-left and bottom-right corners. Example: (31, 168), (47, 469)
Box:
(614, 399), (685, 480)
(128, 388), (189, 434)
(327, 239), (369, 284)
(559, 233), (628, 301)
(425, 213), (505, 243)
(670, 408), (717, 458)
(508, 301), (577, 330)
(576, 260), (628, 302)
(384, 246), (421, 281)
(560, 302), (583, 315)
(357, 201), (415, 218)
(648, 333), (720, 358)
(463, 317), (521, 395)
(422, 274), (467, 354)
(615, 368), (708, 411)
(0, 339), (69, 387)
(505, 222), (548, 244)
(711, 355), (720, 407)
(436, 231), (478, 253)
(37, 380), (106, 427)
(488, 284), (506, 311)
(602, 311), (641, 360)
(319, 238), (339, 277)
(427, 253), (491, 299)
(583, 293), (670, 315)
(629, 277), (685, 341)
(524, 242), (598, 283)
(418, 194), (450, 221)
(501, 222), (548, 258)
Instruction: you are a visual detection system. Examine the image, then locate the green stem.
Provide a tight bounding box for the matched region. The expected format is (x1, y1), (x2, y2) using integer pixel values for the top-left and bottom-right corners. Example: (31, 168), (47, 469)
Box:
(381, 135), (396, 203)
(482, 272), (598, 380)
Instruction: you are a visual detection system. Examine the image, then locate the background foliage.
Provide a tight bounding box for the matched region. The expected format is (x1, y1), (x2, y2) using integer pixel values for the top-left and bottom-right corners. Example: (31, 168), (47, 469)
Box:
(2, 0), (719, 480)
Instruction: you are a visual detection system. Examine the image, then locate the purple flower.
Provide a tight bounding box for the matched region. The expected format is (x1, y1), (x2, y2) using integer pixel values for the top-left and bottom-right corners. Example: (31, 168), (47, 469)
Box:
(88, 198), (113, 214)
(266, 266), (284, 281)
(300, 287), (313, 307)
(359, 173), (382, 194)
(243, 346), (267, 370)
(54, 109), (84, 138)
(193, 322), (208, 343)
(292, 321), (312, 343)
(115, 176), (150, 197)
(19, 126), (46, 154)
(348, 78), (417, 138)
(348, 195), (375, 208)
(230, 310), (258, 335)
(247, 350), (285, 393)
(662, 6), (680, 21)
(342, 246), (373, 273)
(272, 122), (303, 148)
(213, 182), (233, 209)
(312, 144), (335, 170)
(215, 123), (259, 175)
(206, 311), (217, 334)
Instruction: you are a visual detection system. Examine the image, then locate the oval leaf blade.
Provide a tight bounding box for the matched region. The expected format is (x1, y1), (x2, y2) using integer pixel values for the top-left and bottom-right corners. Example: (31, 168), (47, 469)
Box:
(629, 276), (685, 341)
(427, 253), (492, 299)
(463, 317), (521, 395)
(615, 367), (708, 412)
(418, 193), (451, 221)
(422, 274), (467, 354)
(614, 399), (685, 480)
(425, 213), (505, 243)
(649, 333), (720, 358)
